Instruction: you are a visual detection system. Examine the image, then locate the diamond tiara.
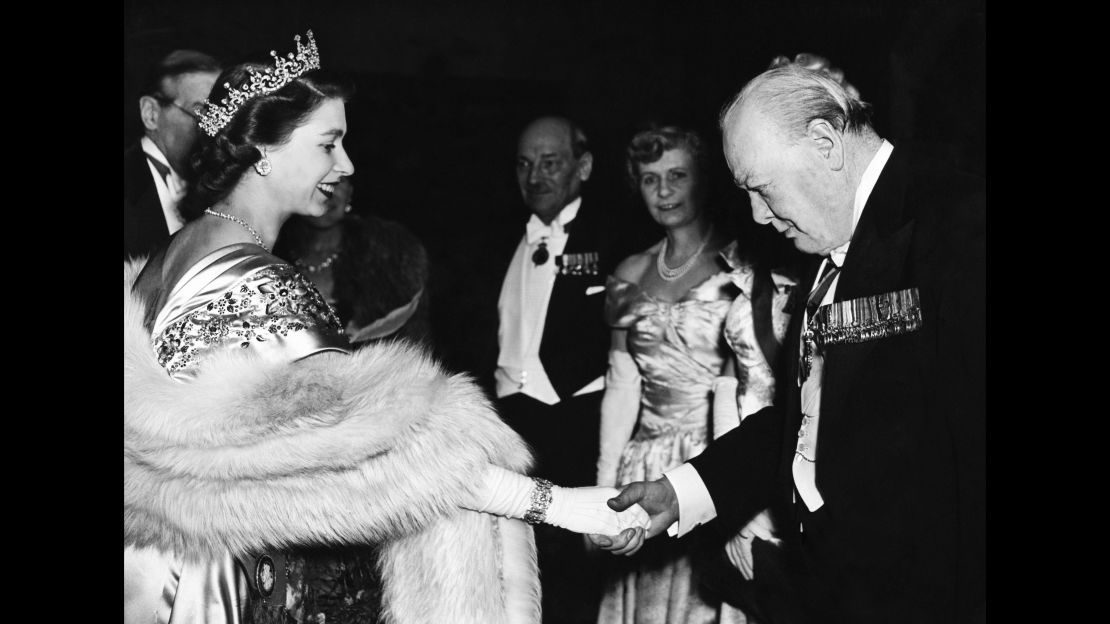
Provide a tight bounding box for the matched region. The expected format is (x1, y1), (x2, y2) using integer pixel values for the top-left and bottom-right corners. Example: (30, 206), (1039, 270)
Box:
(197, 30), (321, 137)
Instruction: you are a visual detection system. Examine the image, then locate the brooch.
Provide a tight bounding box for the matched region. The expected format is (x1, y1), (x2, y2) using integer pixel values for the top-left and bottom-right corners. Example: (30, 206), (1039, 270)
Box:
(255, 555), (276, 597)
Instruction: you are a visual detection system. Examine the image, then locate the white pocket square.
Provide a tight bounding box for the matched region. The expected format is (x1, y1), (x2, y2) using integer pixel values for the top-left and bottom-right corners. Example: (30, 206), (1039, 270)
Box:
(585, 285), (605, 296)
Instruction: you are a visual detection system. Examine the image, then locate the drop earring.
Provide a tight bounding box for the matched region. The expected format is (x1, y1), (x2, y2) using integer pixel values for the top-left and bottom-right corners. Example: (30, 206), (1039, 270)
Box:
(254, 149), (272, 176)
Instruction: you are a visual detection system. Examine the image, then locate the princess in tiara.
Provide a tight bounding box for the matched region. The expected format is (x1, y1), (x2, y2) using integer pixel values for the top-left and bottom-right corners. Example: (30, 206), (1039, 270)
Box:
(124, 29), (649, 624)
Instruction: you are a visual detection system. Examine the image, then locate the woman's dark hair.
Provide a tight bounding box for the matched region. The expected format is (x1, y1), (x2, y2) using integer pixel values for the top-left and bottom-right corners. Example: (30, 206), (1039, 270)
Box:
(179, 66), (354, 221)
(624, 124), (710, 190)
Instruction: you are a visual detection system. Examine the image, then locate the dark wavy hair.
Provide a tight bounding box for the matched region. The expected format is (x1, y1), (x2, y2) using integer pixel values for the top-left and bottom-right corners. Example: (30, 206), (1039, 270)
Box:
(179, 66), (354, 221)
(625, 124), (710, 190)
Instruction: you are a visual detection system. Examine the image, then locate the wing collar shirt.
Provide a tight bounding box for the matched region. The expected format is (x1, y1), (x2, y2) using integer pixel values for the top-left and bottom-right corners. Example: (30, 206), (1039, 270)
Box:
(665, 140), (894, 537)
(495, 197), (582, 405)
(141, 136), (187, 234)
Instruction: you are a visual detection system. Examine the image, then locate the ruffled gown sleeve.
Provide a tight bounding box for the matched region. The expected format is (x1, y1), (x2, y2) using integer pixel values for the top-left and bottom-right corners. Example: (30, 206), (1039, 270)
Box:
(720, 241), (797, 418)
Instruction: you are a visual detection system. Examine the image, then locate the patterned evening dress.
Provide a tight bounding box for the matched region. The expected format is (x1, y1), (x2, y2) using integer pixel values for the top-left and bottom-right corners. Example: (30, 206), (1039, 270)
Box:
(125, 244), (349, 624)
(125, 242), (541, 624)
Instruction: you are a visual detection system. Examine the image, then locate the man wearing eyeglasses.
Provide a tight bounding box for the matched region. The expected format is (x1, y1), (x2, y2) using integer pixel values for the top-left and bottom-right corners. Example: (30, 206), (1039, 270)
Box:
(124, 49), (221, 260)
(466, 116), (612, 623)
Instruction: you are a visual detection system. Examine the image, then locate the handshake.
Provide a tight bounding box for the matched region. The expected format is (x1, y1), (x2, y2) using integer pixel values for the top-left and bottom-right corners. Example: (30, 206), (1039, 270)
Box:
(508, 473), (774, 576)
(577, 479), (680, 556)
(471, 467), (677, 554)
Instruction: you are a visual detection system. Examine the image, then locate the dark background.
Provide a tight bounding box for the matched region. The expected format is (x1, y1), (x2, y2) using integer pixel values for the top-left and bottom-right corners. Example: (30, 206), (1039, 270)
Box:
(124, 0), (985, 372)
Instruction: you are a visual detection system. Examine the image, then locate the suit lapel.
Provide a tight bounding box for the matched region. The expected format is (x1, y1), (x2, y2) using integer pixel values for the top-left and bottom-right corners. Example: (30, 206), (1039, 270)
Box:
(547, 198), (597, 316)
(124, 143), (173, 258)
(559, 199), (599, 255)
(819, 149), (917, 449)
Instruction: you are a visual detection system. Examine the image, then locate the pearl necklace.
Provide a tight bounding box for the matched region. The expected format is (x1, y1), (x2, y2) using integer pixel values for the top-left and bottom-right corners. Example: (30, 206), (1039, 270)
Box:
(295, 251), (340, 273)
(656, 226), (713, 282)
(204, 208), (270, 252)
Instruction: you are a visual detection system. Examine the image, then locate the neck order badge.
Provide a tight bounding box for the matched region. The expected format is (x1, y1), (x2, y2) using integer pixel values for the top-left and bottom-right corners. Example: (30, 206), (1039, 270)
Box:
(532, 241), (550, 265)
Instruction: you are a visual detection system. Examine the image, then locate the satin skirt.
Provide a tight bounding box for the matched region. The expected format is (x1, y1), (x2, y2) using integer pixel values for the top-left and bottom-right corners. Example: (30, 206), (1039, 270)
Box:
(124, 544), (248, 624)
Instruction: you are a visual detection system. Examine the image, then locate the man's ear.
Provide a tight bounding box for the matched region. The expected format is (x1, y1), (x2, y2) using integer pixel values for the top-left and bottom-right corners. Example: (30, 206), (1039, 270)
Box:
(577, 152), (594, 181)
(806, 119), (844, 171)
(139, 96), (161, 132)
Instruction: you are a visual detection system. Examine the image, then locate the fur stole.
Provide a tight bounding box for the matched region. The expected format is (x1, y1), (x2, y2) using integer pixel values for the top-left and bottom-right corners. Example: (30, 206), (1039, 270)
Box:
(123, 259), (540, 623)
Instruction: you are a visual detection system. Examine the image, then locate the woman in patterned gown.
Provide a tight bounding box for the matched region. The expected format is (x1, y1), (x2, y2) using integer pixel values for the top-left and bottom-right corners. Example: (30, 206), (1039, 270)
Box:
(124, 30), (648, 624)
(275, 175), (434, 350)
(594, 125), (793, 624)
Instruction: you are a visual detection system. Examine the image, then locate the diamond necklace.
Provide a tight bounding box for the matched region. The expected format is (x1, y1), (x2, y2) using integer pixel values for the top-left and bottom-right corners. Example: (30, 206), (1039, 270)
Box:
(656, 226), (713, 282)
(204, 208), (270, 252)
(295, 251), (340, 273)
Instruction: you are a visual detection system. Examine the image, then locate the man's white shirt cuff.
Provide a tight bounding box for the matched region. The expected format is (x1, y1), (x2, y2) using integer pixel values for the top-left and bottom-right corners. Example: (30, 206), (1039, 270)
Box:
(664, 463), (717, 537)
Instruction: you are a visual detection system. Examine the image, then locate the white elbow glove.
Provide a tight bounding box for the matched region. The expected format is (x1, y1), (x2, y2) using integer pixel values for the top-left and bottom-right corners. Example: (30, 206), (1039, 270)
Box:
(546, 485), (651, 535)
(597, 349), (641, 487)
(712, 376), (741, 439)
(468, 465), (650, 535)
(467, 465), (534, 518)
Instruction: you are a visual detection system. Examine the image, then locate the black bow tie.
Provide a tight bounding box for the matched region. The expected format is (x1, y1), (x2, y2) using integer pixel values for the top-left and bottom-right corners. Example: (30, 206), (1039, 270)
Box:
(145, 153), (172, 183)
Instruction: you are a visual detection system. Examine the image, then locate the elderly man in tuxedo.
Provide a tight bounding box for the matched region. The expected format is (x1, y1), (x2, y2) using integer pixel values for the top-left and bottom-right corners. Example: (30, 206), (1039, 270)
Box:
(494, 115), (616, 623)
(595, 64), (985, 624)
(124, 49), (220, 260)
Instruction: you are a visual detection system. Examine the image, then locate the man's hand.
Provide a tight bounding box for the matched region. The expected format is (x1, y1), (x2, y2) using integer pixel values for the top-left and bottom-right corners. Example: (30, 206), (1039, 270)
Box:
(586, 477), (679, 556)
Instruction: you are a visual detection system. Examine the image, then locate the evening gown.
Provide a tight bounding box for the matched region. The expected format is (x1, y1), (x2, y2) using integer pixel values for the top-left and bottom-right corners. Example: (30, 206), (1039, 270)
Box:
(597, 243), (743, 624)
(713, 242), (796, 624)
(718, 240), (796, 421)
(125, 244), (349, 624)
(124, 244), (540, 624)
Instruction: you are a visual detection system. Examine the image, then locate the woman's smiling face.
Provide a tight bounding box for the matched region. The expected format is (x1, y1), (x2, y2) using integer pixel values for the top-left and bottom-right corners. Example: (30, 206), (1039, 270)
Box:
(637, 147), (702, 229)
(266, 97), (355, 217)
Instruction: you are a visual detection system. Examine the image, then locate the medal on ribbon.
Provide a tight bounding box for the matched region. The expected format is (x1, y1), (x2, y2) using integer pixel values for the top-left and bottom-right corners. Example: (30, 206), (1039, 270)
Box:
(811, 287), (923, 347)
(556, 251), (599, 276)
(800, 287), (923, 383)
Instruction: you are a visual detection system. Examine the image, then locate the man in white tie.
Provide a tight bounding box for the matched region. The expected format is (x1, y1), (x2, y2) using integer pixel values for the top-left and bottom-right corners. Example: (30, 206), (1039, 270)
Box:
(124, 49), (221, 260)
(594, 64), (985, 624)
(494, 116), (614, 624)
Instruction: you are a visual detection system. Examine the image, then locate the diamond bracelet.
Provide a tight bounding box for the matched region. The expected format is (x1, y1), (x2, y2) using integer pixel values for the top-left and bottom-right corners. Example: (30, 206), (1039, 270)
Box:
(523, 478), (554, 525)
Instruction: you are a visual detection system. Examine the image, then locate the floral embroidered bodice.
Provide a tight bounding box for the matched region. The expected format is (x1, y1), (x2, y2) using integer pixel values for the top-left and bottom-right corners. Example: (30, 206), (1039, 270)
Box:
(151, 244), (349, 380)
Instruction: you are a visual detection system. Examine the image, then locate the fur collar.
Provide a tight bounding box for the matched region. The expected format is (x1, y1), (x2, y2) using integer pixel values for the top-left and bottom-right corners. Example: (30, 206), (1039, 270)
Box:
(124, 258), (540, 623)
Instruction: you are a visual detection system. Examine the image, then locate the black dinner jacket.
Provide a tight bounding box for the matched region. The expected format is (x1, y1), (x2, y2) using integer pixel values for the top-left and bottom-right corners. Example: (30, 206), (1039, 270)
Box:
(688, 144), (985, 623)
(124, 141), (172, 261)
(490, 197), (617, 402)
(537, 198), (616, 401)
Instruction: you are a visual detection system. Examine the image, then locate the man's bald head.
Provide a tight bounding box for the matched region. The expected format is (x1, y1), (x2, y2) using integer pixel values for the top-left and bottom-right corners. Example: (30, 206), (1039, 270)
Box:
(515, 116), (593, 223)
(720, 64), (874, 143)
(718, 64), (882, 256)
(518, 116), (591, 157)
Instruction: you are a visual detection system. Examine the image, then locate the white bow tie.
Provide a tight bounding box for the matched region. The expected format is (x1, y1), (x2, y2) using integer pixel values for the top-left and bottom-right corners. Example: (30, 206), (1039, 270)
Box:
(526, 216), (566, 244)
